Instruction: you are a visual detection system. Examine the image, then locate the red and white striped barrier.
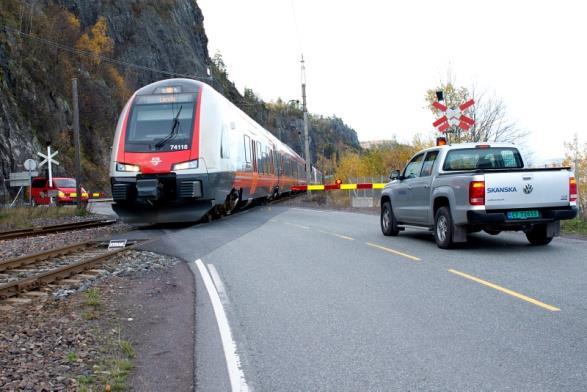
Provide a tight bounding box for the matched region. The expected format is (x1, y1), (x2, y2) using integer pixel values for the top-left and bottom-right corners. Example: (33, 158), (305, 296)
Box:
(291, 182), (386, 192)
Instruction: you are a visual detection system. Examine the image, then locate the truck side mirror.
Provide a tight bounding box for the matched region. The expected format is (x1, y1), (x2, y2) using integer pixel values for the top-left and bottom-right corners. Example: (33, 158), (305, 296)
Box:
(389, 170), (401, 180)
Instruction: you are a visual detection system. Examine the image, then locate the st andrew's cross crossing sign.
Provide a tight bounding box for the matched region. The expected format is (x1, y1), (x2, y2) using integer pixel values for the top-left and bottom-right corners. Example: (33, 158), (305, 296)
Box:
(37, 145), (59, 187)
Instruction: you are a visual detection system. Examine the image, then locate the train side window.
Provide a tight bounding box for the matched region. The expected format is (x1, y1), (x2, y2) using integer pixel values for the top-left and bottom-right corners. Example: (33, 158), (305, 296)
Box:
(251, 140), (257, 172)
(243, 135), (251, 163)
(266, 146), (271, 174)
(221, 125), (230, 159)
(256, 141), (262, 173)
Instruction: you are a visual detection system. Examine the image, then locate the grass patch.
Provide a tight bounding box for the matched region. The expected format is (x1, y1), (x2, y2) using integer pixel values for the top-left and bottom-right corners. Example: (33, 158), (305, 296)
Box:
(561, 218), (587, 236)
(0, 205), (91, 230)
(84, 288), (102, 308)
(77, 374), (94, 392)
(119, 340), (135, 359)
(66, 352), (78, 362)
(81, 311), (99, 320)
(75, 315), (136, 390)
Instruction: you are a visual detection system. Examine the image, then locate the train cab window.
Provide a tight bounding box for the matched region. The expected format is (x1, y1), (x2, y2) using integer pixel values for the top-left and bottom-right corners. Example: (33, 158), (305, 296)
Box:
(221, 125), (230, 159)
(243, 135), (251, 163)
(126, 92), (197, 152)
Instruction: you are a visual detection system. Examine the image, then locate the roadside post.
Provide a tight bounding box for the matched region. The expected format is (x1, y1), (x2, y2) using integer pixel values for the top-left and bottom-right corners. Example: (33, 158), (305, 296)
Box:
(23, 158), (37, 205)
(432, 92), (475, 143)
(37, 143), (59, 205)
(72, 78), (82, 209)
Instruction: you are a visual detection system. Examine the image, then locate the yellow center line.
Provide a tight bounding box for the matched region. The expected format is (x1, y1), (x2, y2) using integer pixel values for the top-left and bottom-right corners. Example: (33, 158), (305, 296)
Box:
(448, 269), (560, 312)
(317, 229), (354, 241)
(285, 222), (310, 230)
(365, 242), (421, 261)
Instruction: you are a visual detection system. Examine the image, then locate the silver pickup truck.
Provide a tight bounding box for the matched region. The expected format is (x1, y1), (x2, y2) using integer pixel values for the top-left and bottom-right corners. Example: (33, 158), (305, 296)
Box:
(380, 143), (578, 248)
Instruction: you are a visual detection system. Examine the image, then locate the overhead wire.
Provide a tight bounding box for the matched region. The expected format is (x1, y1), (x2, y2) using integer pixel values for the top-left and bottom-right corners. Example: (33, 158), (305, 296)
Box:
(289, 0), (304, 57)
(0, 22), (211, 81)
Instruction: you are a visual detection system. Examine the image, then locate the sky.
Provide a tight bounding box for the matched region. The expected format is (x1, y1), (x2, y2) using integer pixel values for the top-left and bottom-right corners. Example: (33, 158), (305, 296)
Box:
(197, 0), (586, 164)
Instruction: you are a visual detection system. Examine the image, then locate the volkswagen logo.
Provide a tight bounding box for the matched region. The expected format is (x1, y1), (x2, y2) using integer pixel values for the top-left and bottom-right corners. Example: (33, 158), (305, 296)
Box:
(523, 184), (533, 194)
(150, 157), (162, 166)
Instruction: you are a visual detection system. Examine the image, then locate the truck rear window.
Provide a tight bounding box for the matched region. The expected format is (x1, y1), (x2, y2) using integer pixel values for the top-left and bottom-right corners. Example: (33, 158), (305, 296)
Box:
(443, 148), (523, 171)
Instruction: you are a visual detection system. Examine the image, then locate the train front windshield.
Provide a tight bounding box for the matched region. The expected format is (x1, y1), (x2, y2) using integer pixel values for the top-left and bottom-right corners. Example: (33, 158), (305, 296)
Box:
(125, 92), (197, 152)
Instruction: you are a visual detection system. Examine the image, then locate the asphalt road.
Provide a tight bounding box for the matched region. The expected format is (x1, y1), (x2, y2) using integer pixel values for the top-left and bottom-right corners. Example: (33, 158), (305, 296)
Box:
(115, 204), (587, 391)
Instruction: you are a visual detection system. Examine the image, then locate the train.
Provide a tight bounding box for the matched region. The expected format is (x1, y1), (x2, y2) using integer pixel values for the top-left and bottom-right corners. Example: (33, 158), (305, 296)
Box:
(109, 78), (318, 223)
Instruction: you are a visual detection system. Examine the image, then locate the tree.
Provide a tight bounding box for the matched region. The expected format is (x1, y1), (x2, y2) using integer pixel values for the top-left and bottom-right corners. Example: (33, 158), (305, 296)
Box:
(75, 16), (114, 67)
(425, 79), (528, 144)
(563, 134), (587, 217)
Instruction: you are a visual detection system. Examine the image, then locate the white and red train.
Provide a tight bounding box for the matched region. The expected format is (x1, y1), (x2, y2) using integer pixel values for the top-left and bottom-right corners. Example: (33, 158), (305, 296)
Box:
(109, 78), (319, 223)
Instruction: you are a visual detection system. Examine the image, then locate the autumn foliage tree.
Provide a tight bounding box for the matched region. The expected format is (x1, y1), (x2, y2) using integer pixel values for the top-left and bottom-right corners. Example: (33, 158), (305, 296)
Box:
(75, 17), (114, 67)
(335, 136), (433, 182)
(563, 134), (587, 217)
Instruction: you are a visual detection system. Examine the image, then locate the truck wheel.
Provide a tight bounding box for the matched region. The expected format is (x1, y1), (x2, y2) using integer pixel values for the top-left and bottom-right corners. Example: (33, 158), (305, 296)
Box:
(434, 206), (454, 249)
(381, 201), (400, 236)
(525, 225), (553, 246)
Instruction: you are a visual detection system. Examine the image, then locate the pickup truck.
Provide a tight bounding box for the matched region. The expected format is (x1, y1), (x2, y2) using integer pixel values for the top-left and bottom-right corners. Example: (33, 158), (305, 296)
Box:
(380, 143), (578, 248)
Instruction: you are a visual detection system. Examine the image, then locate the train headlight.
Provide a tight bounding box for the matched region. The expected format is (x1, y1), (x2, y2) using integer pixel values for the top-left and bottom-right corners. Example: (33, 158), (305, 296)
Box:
(116, 162), (140, 172)
(172, 159), (199, 171)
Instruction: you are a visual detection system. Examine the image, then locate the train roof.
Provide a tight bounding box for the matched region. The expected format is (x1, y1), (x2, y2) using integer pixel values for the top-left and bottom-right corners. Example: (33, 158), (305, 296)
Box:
(134, 78), (204, 96)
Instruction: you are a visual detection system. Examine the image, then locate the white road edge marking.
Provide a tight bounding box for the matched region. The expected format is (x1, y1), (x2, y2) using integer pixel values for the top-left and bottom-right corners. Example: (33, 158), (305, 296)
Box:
(208, 263), (230, 305)
(193, 259), (249, 392)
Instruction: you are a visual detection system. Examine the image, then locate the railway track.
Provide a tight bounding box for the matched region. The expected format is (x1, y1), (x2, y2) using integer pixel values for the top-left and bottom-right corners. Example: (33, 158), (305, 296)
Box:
(0, 239), (147, 301)
(0, 219), (117, 241)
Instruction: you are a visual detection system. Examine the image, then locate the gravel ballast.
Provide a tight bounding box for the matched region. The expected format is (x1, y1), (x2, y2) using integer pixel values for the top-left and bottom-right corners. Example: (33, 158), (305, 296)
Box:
(0, 250), (187, 391)
(0, 221), (132, 262)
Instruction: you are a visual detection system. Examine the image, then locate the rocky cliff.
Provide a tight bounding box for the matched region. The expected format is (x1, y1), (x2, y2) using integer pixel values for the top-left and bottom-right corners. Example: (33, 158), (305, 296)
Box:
(0, 0), (359, 198)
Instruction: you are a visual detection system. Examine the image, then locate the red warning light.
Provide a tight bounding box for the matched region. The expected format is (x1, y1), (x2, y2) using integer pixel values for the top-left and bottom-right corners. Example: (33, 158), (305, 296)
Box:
(436, 137), (447, 146)
(335, 179), (342, 185)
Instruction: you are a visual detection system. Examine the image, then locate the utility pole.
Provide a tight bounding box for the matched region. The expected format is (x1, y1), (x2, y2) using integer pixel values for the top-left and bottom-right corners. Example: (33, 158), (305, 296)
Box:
(301, 55), (311, 191)
(574, 140), (582, 217)
(72, 78), (82, 209)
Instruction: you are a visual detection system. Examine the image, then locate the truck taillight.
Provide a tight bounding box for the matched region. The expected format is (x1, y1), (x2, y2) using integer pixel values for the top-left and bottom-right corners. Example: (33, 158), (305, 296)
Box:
(570, 177), (577, 202)
(469, 180), (485, 206)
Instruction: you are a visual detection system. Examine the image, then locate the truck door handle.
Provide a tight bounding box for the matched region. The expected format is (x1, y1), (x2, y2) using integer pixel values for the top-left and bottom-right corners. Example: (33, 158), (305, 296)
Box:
(408, 186), (413, 190)
(424, 184), (430, 189)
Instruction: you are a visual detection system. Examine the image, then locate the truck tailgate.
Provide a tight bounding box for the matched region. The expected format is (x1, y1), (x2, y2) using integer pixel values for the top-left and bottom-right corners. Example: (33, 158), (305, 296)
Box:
(484, 170), (570, 210)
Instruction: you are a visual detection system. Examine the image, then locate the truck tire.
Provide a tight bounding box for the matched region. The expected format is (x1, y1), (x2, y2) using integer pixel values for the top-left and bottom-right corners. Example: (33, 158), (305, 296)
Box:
(525, 224), (553, 246)
(434, 206), (454, 249)
(381, 201), (400, 236)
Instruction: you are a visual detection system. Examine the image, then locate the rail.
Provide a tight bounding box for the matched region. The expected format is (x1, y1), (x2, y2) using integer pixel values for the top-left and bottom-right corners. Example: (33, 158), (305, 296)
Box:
(0, 239), (147, 299)
(0, 219), (117, 241)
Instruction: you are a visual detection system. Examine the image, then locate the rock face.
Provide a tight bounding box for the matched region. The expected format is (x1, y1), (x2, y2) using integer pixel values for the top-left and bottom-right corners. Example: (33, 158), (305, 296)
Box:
(0, 0), (359, 198)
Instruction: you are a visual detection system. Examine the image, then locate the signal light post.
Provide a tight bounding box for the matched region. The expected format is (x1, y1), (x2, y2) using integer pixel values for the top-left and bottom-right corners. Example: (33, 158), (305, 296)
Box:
(432, 91), (475, 143)
(72, 78), (82, 209)
(301, 56), (311, 193)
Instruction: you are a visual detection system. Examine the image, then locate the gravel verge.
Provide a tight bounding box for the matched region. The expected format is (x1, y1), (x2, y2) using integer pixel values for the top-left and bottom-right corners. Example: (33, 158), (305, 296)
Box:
(0, 250), (184, 391)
